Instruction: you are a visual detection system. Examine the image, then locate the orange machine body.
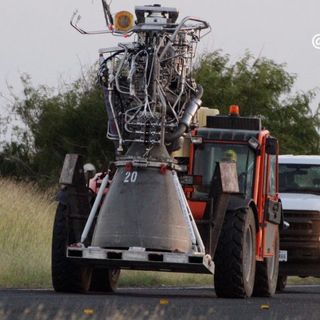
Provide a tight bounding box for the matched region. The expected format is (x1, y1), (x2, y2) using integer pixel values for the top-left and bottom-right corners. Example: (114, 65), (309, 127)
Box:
(182, 111), (279, 262)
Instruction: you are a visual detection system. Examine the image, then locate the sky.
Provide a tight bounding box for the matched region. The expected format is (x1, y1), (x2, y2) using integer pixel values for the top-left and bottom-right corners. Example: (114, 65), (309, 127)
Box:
(0, 0), (320, 114)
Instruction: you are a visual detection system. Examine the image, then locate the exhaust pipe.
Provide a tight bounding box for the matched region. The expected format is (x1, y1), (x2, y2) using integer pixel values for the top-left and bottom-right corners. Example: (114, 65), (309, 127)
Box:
(165, 85), (203, 143)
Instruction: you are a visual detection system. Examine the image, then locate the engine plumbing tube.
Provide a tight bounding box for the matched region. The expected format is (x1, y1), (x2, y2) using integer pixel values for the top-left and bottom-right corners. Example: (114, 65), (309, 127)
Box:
(165, 85), (203, 143)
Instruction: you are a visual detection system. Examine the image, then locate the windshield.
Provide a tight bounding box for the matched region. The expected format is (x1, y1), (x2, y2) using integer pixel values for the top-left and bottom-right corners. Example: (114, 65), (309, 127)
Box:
(279, 164), (320, 194)
(192, 143), (255, 199)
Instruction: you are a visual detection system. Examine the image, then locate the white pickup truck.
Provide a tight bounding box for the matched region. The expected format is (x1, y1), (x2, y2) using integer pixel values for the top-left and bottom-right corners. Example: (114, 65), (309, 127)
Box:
(278, 155), (320, 290)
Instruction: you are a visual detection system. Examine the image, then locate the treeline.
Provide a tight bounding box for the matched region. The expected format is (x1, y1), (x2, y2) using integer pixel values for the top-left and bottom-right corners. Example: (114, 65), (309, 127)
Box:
(0, 51), (319, 186)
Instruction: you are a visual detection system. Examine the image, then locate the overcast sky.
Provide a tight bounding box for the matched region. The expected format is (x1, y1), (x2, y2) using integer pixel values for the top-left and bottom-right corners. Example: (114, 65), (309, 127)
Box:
(1, 0), (319, 113)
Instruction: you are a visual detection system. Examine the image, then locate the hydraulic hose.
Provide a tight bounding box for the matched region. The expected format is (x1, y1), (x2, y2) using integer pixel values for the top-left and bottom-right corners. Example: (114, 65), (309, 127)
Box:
(165, 85), (204, 143)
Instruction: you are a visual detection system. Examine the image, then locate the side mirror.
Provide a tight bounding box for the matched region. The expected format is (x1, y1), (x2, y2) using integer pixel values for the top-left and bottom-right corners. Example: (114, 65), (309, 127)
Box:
(248, 137), (260, 153)
(266, 136), (278, 155)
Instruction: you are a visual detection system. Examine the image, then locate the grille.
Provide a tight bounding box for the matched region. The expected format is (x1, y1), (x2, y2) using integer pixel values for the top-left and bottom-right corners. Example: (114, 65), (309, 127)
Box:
(281, 210), (320, 242)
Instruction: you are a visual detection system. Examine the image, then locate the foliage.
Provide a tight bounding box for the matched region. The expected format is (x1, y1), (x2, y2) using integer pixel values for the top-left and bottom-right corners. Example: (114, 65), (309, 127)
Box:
(0, 51), (319, 184)
(0, 178), (56, 288)
(0, 71), (114, 184)
(194, 51), (320, 154)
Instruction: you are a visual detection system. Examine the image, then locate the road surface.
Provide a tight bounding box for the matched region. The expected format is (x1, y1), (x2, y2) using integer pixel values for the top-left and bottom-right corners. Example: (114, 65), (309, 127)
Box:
(0, 285), (319, 320)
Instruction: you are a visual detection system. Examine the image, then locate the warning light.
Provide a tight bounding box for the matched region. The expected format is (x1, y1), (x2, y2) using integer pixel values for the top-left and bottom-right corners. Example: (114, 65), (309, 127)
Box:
(114, 11), (134, 32)
(229, 105), (240, 116)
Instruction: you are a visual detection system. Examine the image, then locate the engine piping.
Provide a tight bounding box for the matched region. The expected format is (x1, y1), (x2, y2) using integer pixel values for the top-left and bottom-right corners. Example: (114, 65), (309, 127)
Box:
(165, 85), (204, 143)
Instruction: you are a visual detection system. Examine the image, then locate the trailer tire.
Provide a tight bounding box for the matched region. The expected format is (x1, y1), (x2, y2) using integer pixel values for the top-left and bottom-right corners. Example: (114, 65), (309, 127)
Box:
(253, 229), (279, 297)
(276, 275), (287, 292)
(90, 268), (120, 292)
(52, 203), (92, 293)
(214, 208), (256, 298)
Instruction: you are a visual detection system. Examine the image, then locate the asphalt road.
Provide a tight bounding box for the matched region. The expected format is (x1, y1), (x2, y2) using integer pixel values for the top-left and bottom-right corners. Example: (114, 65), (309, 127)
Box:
(0, 285), (319, 320)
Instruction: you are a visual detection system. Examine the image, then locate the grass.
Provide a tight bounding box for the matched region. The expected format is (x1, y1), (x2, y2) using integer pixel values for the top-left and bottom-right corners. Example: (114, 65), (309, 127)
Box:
(0, 179), (56, 288)
(119, 273), (320, 288)
(119, 271), (212, 287)
(287, 277), (320, 285)
(0, 178), (319, 289)
(0, 179), (213, 288)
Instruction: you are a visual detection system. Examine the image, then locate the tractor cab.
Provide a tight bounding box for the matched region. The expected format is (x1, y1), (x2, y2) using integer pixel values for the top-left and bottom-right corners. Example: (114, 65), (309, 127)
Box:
(177, 105), (282, 297)
(184, 106), (281, 245)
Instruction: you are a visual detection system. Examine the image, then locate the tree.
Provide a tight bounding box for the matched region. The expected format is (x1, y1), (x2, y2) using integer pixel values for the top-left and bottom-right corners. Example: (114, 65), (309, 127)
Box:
(1, 51), (319, 184)
(194, 50), (320, 154)
(0, 71), (114, 184)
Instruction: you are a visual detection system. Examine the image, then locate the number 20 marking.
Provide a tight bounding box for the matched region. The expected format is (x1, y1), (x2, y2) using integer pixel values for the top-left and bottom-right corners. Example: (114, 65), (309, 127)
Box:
(124, 171), (138, 183)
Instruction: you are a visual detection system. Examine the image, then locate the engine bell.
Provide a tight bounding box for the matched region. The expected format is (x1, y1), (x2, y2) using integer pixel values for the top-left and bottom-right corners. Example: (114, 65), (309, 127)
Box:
(91, 148), (193, 253)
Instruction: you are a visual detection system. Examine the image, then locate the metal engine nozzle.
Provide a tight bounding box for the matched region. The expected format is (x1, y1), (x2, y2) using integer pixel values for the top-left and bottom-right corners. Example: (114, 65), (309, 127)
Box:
(91, 143), (196, 253)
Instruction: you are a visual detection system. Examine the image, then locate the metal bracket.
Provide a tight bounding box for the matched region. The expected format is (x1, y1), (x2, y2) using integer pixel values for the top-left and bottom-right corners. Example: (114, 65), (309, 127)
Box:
(67, 246), (215, 274)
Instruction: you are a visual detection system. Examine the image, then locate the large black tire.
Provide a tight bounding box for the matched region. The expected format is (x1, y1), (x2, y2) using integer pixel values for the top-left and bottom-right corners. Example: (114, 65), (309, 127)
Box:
(214, 208), (256, 298)
(90, 268), (121, 292)
(52, 203), (92, 293)
(253, 229), (279, 297)
(276, 275), (287, 292)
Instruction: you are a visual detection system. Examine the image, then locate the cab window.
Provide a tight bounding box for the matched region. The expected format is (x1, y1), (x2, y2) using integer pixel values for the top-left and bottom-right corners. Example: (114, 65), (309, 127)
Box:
(268, 155), (277, 196)
(192, 143), (255, 199)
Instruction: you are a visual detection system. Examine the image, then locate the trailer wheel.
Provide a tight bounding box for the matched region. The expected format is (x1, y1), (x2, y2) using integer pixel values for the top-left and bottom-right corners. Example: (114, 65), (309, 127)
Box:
(52, 203), (92, 293)
(214, 208), (256, 298)
(253, 229), (279, 297)
(90, 268), (120, 292)
(276, 275), (287, 292)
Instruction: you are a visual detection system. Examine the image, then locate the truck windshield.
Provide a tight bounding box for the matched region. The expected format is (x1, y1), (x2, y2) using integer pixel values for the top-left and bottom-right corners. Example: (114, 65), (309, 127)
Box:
(192, 143), (255, 199)
(279, 164), (320, 195)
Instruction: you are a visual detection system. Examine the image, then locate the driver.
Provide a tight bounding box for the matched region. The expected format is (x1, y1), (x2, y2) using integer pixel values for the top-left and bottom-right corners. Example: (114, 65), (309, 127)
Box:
(223, 149), (247, 192)
(223, 149), (237, 162)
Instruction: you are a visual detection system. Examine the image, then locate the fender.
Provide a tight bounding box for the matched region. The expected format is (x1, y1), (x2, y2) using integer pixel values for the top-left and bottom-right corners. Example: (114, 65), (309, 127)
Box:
(227, 194), (259, 231)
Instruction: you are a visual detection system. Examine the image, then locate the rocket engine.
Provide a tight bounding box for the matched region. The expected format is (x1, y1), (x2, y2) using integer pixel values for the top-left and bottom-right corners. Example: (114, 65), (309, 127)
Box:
(71, 3), (211, 254)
